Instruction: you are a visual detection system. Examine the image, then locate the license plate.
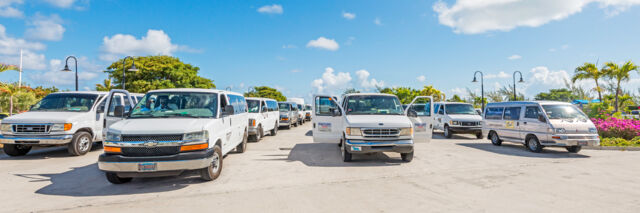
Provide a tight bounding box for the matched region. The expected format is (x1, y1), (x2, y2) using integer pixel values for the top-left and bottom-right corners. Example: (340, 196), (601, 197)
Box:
(578, 141), (588, 146)
(351, 146), (361, 151)
(138, 162), (157, 172)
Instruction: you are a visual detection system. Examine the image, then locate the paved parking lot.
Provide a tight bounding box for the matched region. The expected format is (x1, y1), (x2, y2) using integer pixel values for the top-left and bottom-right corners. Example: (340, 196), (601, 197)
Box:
(1, 122), (640, 212)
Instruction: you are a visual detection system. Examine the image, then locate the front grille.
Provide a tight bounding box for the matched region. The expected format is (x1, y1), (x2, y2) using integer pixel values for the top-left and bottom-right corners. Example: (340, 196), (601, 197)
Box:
(121, 146), (181, 156)
(461, 122), (480, 126)
(362, 128), (399, 138)
(121, 135), (183, 142)
(13, 124), (50, 133)
(567, 135), (598, 140)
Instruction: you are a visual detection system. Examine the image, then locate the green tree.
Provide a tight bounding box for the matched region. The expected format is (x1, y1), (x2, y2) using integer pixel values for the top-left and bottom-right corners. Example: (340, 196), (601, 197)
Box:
(465, 88), (487, 108)
(497, 86), (525, 101)
(96, 79), (115, 91)
(447, 94), (464, 102)
(0, 83), (26, 115)
(0, 63), (18, 73)
(602, 60), (638, 112)
(377, 85), (444, 104)
(343, 88), (360, 95)
(419, 85), (444, 102)
(105, 56), (215, 93)
(534, 88), (574, 102)
(244, 86), (287, 101)
(573, 62), (606, 101)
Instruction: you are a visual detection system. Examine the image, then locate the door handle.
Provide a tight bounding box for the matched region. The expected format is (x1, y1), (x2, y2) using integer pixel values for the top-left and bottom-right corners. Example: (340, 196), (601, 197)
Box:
(523, 122), (527, 125)
(516, 122), (520, 126)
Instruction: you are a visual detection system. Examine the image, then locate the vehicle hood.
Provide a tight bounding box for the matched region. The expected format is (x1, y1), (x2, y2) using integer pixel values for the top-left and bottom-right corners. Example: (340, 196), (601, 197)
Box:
(108, 118), (209, 135)
(247, 113), (260, 119)
(279, 111), (291, 117)
(549, 119), (596, 134)
(345, 115), (411, 128)
(448, 114), (482, 121)
(1, 111), (86, 124)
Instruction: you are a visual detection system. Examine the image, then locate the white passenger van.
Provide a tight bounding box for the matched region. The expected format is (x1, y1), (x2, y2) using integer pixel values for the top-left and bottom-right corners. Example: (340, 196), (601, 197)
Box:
(0, 91), (139, 156)
(246, 97), (280, 141)
(288, 98), (306, 125)
(98, 88), (249, 184)
(483, 101), (600, 153)
(304, 104), (312, 121)
(278, 102), (299, 129)
(312, 93), (433, 162)
(433, 102), (483, 139)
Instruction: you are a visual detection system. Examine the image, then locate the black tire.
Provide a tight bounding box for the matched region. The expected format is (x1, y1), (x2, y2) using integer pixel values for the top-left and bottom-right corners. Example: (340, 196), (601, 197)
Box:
(401, 151), (414, 162)
(3, 144), (32, 156)
(270, 122), (278, 136)
(250, 125), (262, 142)
(444, 125), (453, 138)
(200, 145), (223, 181)
(293, 121), (298, 127)
(341, 138), (352, 162)
(566, 146), (582, 153)
(68, 131), (93, 156)
(490, 132), (502, 146)
(476, 132), (483, 139)
(105, 172), (132, 184)
(236, 130), (248, 153)
(526, 136), (543, 153)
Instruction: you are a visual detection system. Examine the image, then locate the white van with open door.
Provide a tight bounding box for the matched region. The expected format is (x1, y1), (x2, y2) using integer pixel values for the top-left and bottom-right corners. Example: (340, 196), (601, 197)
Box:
(312, 93), (433, 162)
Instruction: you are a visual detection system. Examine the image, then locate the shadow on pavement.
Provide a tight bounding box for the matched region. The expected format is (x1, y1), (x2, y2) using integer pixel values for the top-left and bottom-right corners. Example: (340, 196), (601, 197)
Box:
(432, 132), (482, 140)
(305, 130), (312, 136)
(281, 143), (403, 167)
(0, 142), (103, 161)
(457, 143), (590, 158)
(18, 163), (205, 197)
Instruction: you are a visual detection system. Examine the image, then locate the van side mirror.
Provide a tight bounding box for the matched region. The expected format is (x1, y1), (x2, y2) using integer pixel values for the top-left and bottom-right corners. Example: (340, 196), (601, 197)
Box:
(408, 110), (418, 118)
(331, 108), (341, 117)
(114, 106), (125, 117)
(223, 105), (234, 116)
(262, 106), (268, 113)
(97, 106), (105, 113)
(538, 114), (546, 123)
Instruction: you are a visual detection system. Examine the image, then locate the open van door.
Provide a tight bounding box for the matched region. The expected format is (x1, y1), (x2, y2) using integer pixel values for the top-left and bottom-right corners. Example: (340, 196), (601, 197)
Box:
(102, 89), (135, 137)
(405, 96), (434, 143)
(312, 95), (343, 143)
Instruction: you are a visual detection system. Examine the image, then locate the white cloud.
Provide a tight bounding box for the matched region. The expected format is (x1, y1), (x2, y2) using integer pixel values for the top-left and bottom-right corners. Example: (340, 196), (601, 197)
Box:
(416, 75), (426, 82)
(342, 11), (356, 20)
(485, 71), (510, 79)
(42, 0), (76, 8)
(25, 14), (65, 41)
(451, 87), (466, 96)
(311, 67), (352, 94)
(374, 17), (382, 25)
(355, 69), (384, 89)
(306, 37), (339, 51)
(0, 0), (23, 18)
(508, 54), (522, 60)
(99, 29), (191, 61)
(282, 44), (297, 49)
(29, 56), (104, 87)
(529, 66), (570, 87)
(0, 24), (47, 70)
(257, 4), (283, 14)
(433, 0), (640, 34)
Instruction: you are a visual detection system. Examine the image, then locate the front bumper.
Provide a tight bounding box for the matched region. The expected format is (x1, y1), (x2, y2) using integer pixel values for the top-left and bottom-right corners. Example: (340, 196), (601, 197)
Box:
(98, 148), (214, 174)
(0, 134), (73, 145)
(542, 134), (600, 147)
(449, 126), (482, 134)
(279, 119), (290, 126)
(248, 126), (259, 135)
(344, 139), (414, 154)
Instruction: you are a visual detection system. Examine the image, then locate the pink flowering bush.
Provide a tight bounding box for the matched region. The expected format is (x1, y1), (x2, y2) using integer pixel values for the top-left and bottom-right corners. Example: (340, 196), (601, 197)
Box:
(591, 117), (640, 140)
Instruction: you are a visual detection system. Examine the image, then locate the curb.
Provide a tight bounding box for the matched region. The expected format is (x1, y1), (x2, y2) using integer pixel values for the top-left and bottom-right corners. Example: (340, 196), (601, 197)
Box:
(583, 146), (640, 151)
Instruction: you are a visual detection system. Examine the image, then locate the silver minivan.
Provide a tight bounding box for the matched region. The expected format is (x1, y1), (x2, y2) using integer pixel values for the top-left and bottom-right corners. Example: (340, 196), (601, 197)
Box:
(482, 101), (599, 153)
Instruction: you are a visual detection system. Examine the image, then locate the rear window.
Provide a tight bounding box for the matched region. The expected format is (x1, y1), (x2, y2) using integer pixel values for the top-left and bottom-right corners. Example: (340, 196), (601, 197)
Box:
(485, 107), (504, 120)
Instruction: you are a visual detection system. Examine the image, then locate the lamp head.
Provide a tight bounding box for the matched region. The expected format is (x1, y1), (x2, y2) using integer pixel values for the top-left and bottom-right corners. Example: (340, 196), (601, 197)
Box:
(472, 76), (477, 83)
(61, 64), (71, 72)
(127, 63), (139, 72)
(519, 77), (524, 83)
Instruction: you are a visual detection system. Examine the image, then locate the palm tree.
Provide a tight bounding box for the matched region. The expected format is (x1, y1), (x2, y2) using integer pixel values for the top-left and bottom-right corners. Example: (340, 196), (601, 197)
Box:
(603, 61), (638, 112)
(0, 83), (25, 115)
(0, 63), (18, 73)
(573, 63), (606, 101)
(95, 79), (114, 91)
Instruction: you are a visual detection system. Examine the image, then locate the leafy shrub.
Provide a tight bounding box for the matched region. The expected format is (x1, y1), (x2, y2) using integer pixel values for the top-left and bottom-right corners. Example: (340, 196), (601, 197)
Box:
(601, 137), (640, 147)
(591, 117), (640, 140)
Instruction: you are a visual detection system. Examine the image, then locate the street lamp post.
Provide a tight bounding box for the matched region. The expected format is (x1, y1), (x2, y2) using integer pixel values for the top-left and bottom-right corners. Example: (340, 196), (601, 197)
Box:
(512, 71), (524, 101)
(121, 56), (139, 90)
(61, 56), (78, 91)
(472, 71), (484, 111)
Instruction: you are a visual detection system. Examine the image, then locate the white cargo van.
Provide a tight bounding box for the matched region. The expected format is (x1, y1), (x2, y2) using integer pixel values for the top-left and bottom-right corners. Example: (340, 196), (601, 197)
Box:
(246, 97), (280, 141)
(483, 101), (600, 153)
(433, 102), (483, 139)
(288, 98), (306, 125)
(98, 88), (249, 184)
(0, 91), (138, 156)
(312, 93), (433, 162)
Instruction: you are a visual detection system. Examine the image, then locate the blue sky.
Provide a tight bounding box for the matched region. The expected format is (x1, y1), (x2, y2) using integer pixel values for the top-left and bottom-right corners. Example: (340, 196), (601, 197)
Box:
(1, 0), (640, 101)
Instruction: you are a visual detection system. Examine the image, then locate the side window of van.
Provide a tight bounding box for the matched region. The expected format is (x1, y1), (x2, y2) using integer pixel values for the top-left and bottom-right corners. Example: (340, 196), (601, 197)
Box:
(220, 94), (230, 115)
(107, 95), (123, 116)
(316, 97), (338, 116)
(525, 106), (541, 119)
(503, 107), (521, 120)
(485, 107), (504, 120)
(438, 105), (445, 115)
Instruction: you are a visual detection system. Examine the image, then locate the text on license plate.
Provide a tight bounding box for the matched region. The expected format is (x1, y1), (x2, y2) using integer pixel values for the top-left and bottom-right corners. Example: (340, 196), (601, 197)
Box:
(578, 141), (588, 146)
(138, 162), (157, 171)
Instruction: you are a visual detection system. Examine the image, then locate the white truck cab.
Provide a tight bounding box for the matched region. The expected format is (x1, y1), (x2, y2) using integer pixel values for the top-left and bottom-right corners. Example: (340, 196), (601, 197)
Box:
(0, 91), (119, 156)
(433, 102), (483, 139)
(246, 97), (280, 141)
(98, 88), (249, 184)
(312, 93), (433, 162)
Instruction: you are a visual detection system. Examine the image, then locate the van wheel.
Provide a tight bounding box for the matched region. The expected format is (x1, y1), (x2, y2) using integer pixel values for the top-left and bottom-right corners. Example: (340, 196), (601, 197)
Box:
(105, 172), (132, 184)
(490, 132), (502, 146)
(293, 121), (298, 127)
(566, 146), (582, 153)
(251, 126), (262, 142)
(444, 125), (453, 138)
(475, 132), (483, 139)
(3, 144), (32, 156)
(68, 131), (92, 156)
(236, 131), (248, 153)
(526, 136), (543, 153)
(341, 138), (352, 162)
(401, 151), (414, 162)
(200, 145), (223, 181)
(270, 123), (278, 136)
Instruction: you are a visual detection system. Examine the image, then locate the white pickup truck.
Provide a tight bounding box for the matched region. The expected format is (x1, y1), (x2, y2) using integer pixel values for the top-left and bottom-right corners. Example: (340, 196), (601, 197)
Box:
(98, 89), (249, 184)
(312, 93), (433, 162)
(0, 91), (141, 156)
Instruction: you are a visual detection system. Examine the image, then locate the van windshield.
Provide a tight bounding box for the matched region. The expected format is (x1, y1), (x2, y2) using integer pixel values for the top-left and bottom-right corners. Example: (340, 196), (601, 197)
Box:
(130, 92), (218, 118)
(305, 105), (311, 110)
(247, 100), (260, 113)
(278, 103), (290, 112)
(31, 93), (98, 112)
(542, 105), (588, 120)
(445, 104), (477, 115)
(345, 95), (404, 115)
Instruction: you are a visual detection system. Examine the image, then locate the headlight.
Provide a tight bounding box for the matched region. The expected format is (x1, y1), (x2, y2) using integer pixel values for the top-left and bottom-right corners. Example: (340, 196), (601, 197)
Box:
(1, 124), (11, 132)
(105, 131), (121, 141)
(589, 128), (597, 133)
(248, 119), (256, 127)
(450, 121), (459, 125)
(51, 123), (72, 131)
(555, 128), (566, 134)
(346, 127), (361, 136)
(184, 131), (209, 141)
(399, 128), (413, 136)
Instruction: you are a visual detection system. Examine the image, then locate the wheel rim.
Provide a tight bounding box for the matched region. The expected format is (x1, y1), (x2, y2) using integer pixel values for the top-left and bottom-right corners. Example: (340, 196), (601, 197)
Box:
(340, 140), (345, 158)
(528, 138), (537, 150)
(212, 152), (220, 174)
(444, 127), (449, 136)
(79, 136), (90, 152)
(492, 133), (498, 143)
